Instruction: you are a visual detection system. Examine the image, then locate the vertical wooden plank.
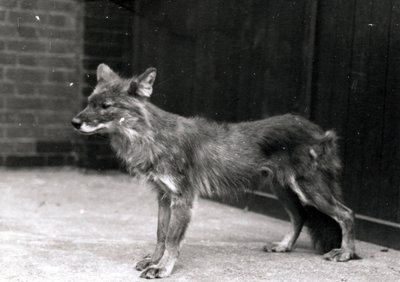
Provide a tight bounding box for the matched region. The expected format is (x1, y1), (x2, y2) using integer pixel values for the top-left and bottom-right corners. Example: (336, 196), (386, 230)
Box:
(131, 0), (198, 115)
(380, 0), (400, 223)
(154, 0), (197, 116)
(284, 0), (311, 115)
(301, 0), (318, 119)
(311, 0), (355, 134)
(234, 0), (257, 121)
(227, 0), (253, 122)
(252, 0), (274, 120)
(344, 0), (371, 213)
(344, 0), (393, 218)
(208, 0), (242, 122)
(257, 1), (309, 118)
(191, 0), (219, 118)
(310, 0), (356, 210)
(131, 0), (142, 71)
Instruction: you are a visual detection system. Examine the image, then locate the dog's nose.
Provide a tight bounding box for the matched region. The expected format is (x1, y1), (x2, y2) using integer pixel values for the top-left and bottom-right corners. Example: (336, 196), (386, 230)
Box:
(71, 117), (82, 129)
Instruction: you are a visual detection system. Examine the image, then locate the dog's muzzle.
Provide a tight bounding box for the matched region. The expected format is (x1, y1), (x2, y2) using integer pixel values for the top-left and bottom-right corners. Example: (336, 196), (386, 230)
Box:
(71, 117), (82, 129)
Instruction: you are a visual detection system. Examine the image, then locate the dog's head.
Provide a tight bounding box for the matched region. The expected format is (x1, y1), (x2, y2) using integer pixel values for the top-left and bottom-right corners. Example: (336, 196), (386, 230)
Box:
(71, 64), (156, 135)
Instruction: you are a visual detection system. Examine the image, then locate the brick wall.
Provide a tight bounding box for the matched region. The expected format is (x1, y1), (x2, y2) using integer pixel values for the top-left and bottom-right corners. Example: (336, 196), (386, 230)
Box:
(0, 0), (83, 166)
(0, 0), (134, 168)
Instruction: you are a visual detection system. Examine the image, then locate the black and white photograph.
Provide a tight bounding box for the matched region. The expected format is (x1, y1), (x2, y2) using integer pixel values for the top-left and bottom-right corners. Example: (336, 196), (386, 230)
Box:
(0, 0), (399, 281)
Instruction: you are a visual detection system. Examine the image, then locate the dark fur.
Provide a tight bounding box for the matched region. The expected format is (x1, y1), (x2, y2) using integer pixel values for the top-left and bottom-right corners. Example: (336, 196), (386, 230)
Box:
(72, 64), (358, 279)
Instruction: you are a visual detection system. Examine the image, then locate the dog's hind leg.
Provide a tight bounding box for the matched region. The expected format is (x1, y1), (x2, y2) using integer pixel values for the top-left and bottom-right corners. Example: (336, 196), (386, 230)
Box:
(135, 192), (171, 271)
(293, 177), (357, 261)
(264, 183), (307, 253)
(319, 199), (356, 261)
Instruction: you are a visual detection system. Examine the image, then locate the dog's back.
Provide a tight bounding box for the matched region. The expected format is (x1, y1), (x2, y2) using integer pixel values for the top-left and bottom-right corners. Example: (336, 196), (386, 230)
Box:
(168, 113), (340, 199)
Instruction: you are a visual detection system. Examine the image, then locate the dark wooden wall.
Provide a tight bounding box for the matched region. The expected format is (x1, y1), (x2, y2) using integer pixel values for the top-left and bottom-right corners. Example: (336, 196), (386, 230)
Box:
(113, 0), (400, 249)
(128, 0), (314, 120)
(312, 0), (400, 248)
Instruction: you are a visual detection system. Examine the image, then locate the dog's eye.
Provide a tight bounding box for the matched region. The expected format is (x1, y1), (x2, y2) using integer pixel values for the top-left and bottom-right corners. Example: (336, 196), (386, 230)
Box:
(101, 102), (112, 109)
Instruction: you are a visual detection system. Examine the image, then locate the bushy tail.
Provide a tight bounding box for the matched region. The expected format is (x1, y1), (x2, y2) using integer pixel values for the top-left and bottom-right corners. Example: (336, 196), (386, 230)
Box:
(305, 206), (342, 253)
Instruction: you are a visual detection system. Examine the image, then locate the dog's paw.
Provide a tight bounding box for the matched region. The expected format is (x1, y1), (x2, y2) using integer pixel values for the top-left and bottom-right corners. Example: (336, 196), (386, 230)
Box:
(263, 242), (292, 253)
(135, 255), (152, 271)
(323, 248), (357, 262)
(140, 266), (169, 279)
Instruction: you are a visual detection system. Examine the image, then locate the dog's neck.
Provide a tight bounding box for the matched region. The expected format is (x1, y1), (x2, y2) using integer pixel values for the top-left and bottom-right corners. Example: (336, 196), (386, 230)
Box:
(109, 102), (180, 175)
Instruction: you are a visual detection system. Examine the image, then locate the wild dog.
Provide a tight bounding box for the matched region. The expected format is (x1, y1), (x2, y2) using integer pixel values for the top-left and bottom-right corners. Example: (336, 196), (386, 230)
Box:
(72, 64), (358, 279)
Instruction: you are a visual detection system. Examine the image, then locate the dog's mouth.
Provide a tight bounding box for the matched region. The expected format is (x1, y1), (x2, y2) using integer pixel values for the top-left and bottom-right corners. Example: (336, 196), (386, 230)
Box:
(77, 122), (109, 135)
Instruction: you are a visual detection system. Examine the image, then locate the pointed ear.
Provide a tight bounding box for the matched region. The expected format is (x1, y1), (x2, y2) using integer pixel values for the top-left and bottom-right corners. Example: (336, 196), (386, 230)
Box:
(135, 67), (157, 97)
(97, 63), (117, 82)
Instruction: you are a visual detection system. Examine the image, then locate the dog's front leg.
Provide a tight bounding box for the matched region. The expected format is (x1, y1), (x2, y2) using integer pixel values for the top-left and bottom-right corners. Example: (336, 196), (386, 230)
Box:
(136, 192), (171, 271)
(140, 195), (193, 279)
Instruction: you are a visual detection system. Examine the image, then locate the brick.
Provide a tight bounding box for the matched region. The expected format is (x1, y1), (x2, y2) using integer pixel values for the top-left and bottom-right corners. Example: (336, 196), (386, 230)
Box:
(8, 11), (47, 25)
(36, 141), (73, 153)
(5, 156), (46, 167)
(46, 155), (67, 166)
(0, 53), (17, 65)
(17, 26), (38, 38)
(0, 142), (13, 153)
(64, 155), (76, 165)
(86, 142), (113, 156)
(84, 156), (119, 170)
(6, 97), (43, 110)
(17, 55), (36, 66)
(0, 25), (18, 37)
(7, 97), (73, 111)
(15, 83), (37, 95)
(44, 127), (74, 141)
(38, 0), (76, 13)
(47, 70), (75, 83)
(20, 0), (39, 9)
(6, 127), (44, 139)
(36, 112), (75, 125)
(0, 10), (6, 21)
(38, 28), (77, 41)
(0, 112), (36, 124)
(48, 15), (68, 27)
(6, 68), (46, 82)
(0, 0), (18, 8)
(38, 84), (75, 97)
(19, 55), (75, 68)
(0, 83), (15, 95)
(7, 40), (47, 53)
(49, 41), (76, 54)
(0, 41), (5, 50)
(0, 141), (35, 154)
(15, 141), (36, 153)
(43, 56), (75, 69)
(48, 98), (74, 111)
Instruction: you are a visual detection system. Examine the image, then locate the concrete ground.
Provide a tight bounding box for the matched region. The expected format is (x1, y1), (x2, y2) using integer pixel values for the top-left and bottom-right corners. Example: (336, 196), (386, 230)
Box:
(0, 169), (399, 282)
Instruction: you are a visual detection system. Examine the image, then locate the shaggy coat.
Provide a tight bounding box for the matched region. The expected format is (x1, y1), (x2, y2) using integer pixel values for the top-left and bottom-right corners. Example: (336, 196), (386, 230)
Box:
(72, 64), (358, 279)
